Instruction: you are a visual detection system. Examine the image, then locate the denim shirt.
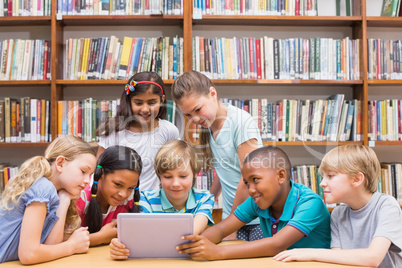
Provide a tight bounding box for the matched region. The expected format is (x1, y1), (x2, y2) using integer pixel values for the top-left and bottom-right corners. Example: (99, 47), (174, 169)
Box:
(0, 177), (59, 263)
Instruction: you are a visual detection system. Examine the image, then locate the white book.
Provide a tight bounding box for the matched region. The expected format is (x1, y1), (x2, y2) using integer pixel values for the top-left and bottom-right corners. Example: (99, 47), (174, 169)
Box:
(337, 100), (348, 141)
(261, 98), (268, 140)
(31, 99), (38, 143)
(22, 40), (32, 80)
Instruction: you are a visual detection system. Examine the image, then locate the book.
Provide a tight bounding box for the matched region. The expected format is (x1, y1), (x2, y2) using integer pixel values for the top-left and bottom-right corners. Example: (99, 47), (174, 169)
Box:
(381, 0), (401, 16)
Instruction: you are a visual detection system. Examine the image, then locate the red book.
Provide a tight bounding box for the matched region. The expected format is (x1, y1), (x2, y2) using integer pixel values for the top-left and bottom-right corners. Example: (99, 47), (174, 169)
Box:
(7, 0), (12, 16)
(43, 41), (49, 80)
(256, 39), (262, 79)
(295, 0), (300, 15)
(249, 38), (255, 79)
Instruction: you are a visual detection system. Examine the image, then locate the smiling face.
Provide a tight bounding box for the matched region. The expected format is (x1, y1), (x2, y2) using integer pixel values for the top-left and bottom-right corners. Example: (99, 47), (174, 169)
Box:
(319, 171), (353, 204)
(58, 153), (97, 198)
(97, 169), (140, 209)
(241, 162), (286, 210)
(159, 163), (194, 210)
(130, 89), (164, 130)
(176, 89), (218, 129)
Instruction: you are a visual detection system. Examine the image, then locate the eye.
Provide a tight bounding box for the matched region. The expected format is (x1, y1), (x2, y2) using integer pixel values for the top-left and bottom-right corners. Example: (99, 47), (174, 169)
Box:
(149, 101), (157, 105)
(253, 177), (259, 183)
(81, 170), (86, 174)
(128, 187), (135, 191)
(195, 108), (201, 112)
(180, 175), (188, 178)
(163, 176), (172, 179)
(114, 183), (122, 187)
(243, 180), (249, 186)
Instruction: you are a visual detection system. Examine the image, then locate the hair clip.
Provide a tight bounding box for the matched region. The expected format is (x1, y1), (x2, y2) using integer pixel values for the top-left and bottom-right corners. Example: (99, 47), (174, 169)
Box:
(97, 165), (103, 169)
(92, 194), (97, 198)
(134, 187), (139, 191)
(134, 202), (139, 205)
(125, 80), (164, 95)
(93, 181), (98, 184)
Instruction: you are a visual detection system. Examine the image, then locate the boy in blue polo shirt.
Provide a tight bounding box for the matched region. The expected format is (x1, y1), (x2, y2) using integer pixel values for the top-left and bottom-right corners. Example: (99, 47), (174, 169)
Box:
(177, 146), (330, 260)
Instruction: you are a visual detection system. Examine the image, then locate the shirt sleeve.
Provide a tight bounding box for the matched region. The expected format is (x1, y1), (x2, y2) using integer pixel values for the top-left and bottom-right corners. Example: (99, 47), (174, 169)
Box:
(373, 196), (402, 253)
(98, 132), (118, 149)
(233, 197), (259, 223)
(232, 108), (262, 148)
(139, 192), (152, 213)
(21, 178), (59, 211)
(194, 192), (215, 226)
(287, 195), (330, 236)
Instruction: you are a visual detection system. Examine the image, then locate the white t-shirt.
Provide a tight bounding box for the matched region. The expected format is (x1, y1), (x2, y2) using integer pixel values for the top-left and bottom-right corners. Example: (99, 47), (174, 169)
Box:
(331, 192), (402, 268)
(98, 119), (179, 191)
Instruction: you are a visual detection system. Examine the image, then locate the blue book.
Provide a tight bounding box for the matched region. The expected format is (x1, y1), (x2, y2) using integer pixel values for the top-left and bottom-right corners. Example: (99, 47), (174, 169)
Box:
(343, 100), (355, 141)
(377, 100), (382, 141)
(133, 38), (143, 74)
(173, 36), (178, 79)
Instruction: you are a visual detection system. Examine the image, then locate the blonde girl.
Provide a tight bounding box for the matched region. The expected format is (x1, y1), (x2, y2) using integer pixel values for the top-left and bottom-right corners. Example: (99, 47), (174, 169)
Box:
(97, 71), (179, 191)
(172, 70), (263, 241)
(0, 135), (96, 264)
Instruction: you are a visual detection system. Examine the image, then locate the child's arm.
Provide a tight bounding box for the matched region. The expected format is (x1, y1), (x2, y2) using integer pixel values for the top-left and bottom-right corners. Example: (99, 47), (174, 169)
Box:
(177, 218), (305, 260)
(18, 202), (90, 264)
(89, 220), (118, 246)
(193, 215), (209, 235)
(273, 237), (391, 267)
(231, 139), (259, 213)
(43, 189), (71, 244)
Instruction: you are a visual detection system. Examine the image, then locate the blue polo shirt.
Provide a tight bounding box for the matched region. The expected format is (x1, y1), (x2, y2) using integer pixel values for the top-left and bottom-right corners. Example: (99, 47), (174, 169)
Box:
(234, 180), (330, 249)
(139, 188), (215, 226)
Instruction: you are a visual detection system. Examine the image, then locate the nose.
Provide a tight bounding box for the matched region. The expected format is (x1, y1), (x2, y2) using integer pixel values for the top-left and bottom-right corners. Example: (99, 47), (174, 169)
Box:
(141, 104), (150, 113)
(319, 177), (327, 188)
(248, 184), (256, 196)
(172, 178), (180, 187)
(117, 190), (127, 199)
(83, 174), (90, 185)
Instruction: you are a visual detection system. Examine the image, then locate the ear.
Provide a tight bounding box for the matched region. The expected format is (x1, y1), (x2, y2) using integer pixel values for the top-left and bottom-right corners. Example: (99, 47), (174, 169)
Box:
(351, 172), (365, 188)
(54, 156), (66, 173)
(209, 87), (217, 98)
(277, 169), (287, 184)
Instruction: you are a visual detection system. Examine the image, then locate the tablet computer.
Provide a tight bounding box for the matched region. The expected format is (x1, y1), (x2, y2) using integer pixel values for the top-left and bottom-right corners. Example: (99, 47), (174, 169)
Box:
(117, 213), (193, 259)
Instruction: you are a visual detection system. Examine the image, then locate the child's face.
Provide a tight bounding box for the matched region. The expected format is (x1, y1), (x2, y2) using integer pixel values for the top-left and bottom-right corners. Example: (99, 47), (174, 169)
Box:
(176, 90), (218, 128)
(58, 153), (96, 198)
(320, 171), (353, 204)
(159, 163), (194, 207)
(130, 89), (164, 128)
(98, 169), (140, 207)
(241, 162), (284, 210)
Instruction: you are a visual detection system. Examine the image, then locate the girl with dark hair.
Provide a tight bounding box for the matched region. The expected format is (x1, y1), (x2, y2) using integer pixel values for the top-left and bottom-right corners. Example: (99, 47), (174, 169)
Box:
(96, 71), (179, 191)
(76, 146), (142, 246)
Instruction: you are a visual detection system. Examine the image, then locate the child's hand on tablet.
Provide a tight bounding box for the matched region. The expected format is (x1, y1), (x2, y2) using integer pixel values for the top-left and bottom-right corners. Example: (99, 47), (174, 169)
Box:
(109, 238), (130, 260)
(176, 235), (221, 261)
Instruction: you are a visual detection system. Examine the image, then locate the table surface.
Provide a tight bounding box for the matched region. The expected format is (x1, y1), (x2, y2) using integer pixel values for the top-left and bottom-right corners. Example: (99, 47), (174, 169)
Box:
(2, 241), (367, 268)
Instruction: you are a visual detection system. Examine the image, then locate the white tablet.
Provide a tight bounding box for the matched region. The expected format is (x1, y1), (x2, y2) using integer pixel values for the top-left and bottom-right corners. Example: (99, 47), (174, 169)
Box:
(117, 213), (194, 259)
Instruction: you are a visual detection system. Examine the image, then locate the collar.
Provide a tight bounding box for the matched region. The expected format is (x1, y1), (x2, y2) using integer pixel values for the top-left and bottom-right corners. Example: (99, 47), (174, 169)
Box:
(160, 188), (197, 212)
(256, 180), (300, 221)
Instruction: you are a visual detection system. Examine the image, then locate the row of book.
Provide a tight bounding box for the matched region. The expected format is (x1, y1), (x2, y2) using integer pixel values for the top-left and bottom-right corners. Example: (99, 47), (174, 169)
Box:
(367, 39), (402, 80)
(0, 39), (51, 81)
(0, 97), (51, 143)
(193, 0), (318, 17)
(1, 0), (51, 16)
(381, 0), (402, 17)
(64, 36), (183, 81)
(292, 163), (402, 206)
(57, 98), (178, 142)
(0, 164), (18, 194)
(368, 99), (402, 141)
(57, 0), (183, 16)
(195, 168), (222, 209)
(219, 94), (362, 142)
(193, 36), (361, 81)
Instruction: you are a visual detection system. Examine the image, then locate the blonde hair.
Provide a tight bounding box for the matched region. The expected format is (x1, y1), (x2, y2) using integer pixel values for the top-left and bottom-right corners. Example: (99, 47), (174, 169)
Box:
(319, 144), (381, 193)
(1, 135), (96, 231)
(154, 140), (201, 186)
(171, 70), (215, 170)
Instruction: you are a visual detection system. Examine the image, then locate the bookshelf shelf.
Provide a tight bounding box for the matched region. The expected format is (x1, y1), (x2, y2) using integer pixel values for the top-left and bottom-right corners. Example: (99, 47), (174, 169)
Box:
(262, 141), (364, 146)
(0, 16), (51, 26)
(210, 79), (363, 85)
(56, 80), (174, 85)
(370, 141), (402, 146)
(368, 80), (402, 85)
(0, 142), (50, 147)
(0, 81), (51, 86)
(194, 15), (363, 27)
(59, 15), (183, 26)
(366, 17), (402, 27)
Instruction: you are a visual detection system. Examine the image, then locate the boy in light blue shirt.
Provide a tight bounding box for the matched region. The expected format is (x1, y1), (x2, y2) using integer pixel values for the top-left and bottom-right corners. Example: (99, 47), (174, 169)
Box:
(177, 146), (330, 260)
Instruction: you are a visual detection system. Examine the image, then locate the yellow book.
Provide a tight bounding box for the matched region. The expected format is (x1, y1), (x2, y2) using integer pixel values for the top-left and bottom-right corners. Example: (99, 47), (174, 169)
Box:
(310, 165), (317, 194)
(57, 101), (63, 136)
(118, 37), (133, 79)
(80, 38), (90, 80)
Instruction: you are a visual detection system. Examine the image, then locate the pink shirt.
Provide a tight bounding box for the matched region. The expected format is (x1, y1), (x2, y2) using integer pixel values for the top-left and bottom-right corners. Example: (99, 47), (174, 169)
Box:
(77, 185), (134, 227)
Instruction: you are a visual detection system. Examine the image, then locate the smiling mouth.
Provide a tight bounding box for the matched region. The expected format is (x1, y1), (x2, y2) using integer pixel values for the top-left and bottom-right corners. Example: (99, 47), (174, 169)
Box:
(253, 195), (261, 203)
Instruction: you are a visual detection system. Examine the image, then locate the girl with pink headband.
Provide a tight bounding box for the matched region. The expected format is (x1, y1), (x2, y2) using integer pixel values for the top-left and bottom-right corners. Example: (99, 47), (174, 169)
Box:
(96, 72), (179, 191)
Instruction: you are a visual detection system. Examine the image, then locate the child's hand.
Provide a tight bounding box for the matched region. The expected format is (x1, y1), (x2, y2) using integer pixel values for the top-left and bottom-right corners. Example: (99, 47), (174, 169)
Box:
(273, 249), (315, 262)
(109, 238), (130, 260)
(99, 220), (118, 243)
(67, 227), (90, 254)
(176, 235), (221, 261)
(57, 189), (72, 205)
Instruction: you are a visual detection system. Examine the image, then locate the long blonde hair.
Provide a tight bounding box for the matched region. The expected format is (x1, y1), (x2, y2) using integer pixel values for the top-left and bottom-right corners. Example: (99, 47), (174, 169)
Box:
(1, 135), (96, 231)
(172, 70), (215, 170)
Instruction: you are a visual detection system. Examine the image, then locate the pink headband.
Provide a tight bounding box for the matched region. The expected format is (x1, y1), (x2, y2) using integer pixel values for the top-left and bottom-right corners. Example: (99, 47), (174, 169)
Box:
(125, 81), (164, 95)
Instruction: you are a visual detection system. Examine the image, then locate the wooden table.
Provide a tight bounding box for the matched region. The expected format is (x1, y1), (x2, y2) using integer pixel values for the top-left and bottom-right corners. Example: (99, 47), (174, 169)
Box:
(2, 242), (367, 268)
